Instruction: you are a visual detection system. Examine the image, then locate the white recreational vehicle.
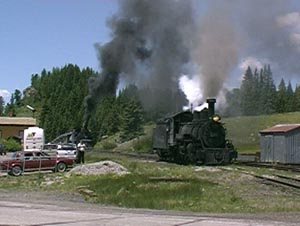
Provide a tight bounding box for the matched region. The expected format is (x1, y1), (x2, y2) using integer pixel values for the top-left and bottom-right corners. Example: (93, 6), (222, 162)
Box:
(23, 127), (44, 151)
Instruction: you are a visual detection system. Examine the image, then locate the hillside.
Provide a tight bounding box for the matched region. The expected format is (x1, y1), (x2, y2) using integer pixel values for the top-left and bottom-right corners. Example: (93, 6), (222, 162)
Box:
(95, 112), (300, 154)
(224, 111), (300, 153)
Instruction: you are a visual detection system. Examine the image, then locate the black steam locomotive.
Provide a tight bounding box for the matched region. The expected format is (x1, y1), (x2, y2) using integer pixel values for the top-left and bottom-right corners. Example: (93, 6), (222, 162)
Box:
(152, 98), (237, 165)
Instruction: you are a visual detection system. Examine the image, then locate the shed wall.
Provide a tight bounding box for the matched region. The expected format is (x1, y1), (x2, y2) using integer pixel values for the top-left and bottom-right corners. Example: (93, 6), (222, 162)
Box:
(285, 130), (300, 164)
(260, 129), (300, 164)
(260, 135), (274, 162)
(273, 135), (286, 163)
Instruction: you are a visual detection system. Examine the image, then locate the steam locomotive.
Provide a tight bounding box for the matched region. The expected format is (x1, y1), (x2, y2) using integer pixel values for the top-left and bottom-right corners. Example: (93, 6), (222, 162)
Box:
(152, 98), (237, 165)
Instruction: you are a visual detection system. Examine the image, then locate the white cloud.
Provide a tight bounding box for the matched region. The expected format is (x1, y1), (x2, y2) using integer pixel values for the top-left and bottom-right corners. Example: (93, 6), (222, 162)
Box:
(277, 12), (300, 28)
(277, 12), (300, 50)
(0, 89), (10, 103)
(239, 57), (264, 71)
(290, 33), (300, 46)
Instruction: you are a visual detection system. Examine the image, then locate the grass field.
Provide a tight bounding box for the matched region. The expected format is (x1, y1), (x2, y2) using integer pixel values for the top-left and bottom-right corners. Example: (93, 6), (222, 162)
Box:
(1, 152), (300, 213)
(224, 112), (300, 153)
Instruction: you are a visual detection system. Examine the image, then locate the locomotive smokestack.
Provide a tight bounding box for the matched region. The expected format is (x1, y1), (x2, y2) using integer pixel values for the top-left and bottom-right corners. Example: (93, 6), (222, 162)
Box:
(207, 98), (216, 117)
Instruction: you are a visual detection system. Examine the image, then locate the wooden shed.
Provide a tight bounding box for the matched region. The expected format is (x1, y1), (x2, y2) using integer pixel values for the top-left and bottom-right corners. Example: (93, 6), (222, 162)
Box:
(260, 124), (300, 164)
(0, 117), (37, 141)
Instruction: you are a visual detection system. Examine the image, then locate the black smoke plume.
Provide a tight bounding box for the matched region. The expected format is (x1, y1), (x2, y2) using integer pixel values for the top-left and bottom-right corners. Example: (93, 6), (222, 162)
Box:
(83, 0), (196, 125)
(83, 0), (300, 126)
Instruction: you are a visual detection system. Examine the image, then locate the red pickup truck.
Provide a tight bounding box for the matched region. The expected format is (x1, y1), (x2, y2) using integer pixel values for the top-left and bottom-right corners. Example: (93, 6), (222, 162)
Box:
(0, 150), (75, 176)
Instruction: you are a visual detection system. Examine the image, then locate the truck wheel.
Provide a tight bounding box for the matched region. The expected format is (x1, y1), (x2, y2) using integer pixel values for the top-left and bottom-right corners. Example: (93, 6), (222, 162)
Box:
(56, 162), (67, 172)
(10, 166), (23, 176)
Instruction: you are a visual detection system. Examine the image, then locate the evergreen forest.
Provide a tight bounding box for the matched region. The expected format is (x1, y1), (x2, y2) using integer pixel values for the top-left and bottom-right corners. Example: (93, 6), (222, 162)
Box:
(0, 63), (299, 144)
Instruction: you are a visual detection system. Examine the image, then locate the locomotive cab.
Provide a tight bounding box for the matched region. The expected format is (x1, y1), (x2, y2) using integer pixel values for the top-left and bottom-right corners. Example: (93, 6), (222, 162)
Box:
(152, 111), (193, 160)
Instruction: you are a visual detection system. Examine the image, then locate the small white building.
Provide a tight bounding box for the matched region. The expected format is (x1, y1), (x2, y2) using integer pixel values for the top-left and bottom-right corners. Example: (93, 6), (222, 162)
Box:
(260, 124), (300, 164)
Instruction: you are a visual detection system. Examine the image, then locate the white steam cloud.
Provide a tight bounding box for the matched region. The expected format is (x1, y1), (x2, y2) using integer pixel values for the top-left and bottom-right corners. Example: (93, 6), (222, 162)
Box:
(179, 74), (203, 108)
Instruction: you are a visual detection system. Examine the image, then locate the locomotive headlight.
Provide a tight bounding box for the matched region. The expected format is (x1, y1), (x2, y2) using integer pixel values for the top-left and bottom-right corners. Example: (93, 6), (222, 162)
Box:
(212, 114), (221, 122)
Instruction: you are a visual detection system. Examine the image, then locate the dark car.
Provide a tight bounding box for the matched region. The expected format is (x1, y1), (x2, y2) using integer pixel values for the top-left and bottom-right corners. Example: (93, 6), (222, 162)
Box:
(0, 150), (75, 176)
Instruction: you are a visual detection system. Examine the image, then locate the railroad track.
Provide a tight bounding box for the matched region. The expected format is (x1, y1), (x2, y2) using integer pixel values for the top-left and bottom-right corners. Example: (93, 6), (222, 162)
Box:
(232, 167), (300, 191)
(91, 150), (159, 161)
(236, 161), (300, 172)
(96, 151), (300, 190)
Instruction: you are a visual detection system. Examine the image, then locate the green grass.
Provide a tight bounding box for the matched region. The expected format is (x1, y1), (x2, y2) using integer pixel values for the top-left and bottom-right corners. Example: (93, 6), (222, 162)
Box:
(59, 174), (245, 212)
(2, 153), (300, 213)
(224, 111), (300, 153)
(48, 159), (248, 212)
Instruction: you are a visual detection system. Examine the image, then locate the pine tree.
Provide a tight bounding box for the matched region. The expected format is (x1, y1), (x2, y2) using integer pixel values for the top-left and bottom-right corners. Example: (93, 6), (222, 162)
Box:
(120, 98), (144, 141)
(286, 81), (295, 112)
(38, 64), (93, 141)
(13, 89), (22, 107)
(259, 65), (276, 114)
(294, 84), (300, 111)
(0, 96), (4, 116)
(89, 96), (120, 138)
(116, 85), (145, 141)
(240, 66), (256, 115)
(276, 78), (287, 113)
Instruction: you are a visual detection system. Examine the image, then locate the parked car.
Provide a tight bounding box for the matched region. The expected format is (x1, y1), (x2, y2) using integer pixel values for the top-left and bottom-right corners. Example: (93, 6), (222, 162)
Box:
(0, 150), (75, 176)
(42, 143), (77, 158)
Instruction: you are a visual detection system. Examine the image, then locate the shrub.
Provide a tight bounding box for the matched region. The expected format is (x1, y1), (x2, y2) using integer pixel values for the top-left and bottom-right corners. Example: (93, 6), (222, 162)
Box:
(2, 138), (22, 152)
(94, 140), (117, 150)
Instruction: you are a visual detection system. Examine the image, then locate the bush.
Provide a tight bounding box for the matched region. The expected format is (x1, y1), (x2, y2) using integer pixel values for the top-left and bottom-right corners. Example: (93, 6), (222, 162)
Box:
(132, 135), (152, 153)
(1, 138), (22, 152)
(94, 139), (117, 150)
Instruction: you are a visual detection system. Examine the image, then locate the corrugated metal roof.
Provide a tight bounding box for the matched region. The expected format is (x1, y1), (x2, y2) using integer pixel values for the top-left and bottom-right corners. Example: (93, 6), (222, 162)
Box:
(260, 124), (300, 134)
(0, 117), (36, 126)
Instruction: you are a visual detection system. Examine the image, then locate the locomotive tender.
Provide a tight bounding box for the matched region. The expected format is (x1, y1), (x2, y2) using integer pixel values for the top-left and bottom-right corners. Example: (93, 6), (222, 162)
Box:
(153, 98), (237, 165)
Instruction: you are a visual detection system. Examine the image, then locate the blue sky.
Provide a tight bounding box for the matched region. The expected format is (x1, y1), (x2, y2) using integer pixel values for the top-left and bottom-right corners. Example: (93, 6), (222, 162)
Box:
(0, 0), (117, 102)
(2, 0), (300, 104)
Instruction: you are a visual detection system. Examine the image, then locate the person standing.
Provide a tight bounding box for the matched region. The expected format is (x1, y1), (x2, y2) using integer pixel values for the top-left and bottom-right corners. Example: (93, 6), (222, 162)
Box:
(77, 140), (86, 164)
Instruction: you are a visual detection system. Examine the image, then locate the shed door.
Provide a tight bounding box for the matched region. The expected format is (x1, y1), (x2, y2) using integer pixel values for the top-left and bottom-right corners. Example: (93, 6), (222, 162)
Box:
(262, 135), (274, 162)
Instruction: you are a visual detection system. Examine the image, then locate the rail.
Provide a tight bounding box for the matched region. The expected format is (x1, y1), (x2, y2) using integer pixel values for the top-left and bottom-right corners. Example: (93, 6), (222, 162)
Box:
(225, 166), (300, 191)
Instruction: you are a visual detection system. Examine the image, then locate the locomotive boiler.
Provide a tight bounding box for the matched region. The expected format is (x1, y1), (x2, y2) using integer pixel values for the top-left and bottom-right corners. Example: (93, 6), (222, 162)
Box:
(152, 98), (237, 165)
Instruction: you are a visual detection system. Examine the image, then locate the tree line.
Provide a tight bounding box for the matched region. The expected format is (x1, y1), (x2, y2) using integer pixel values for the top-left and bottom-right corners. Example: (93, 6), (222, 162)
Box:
(224, 65), (300, 116)
(1, 64), (144, 143)
(1, 63), (300, 144)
